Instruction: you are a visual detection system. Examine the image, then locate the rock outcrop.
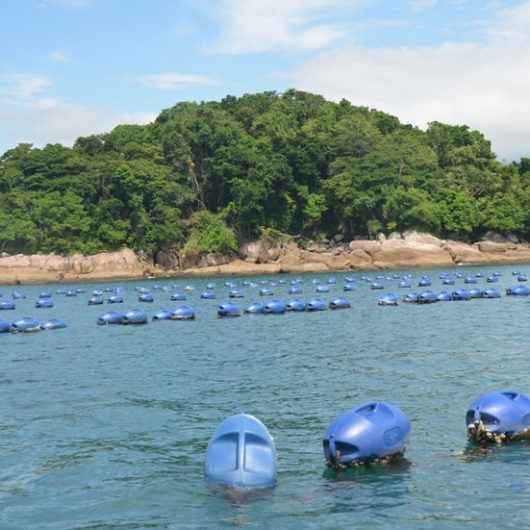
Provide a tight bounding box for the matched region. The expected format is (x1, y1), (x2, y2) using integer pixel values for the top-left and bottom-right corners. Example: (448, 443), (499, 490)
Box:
(4, 233), (530, 284)
(0, 249), (150, 284)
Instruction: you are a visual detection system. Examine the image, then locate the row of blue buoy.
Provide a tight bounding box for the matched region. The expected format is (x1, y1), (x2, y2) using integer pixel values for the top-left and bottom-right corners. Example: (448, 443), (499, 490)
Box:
(0, 317), (66, 333)
(97, 306), (196, 325)
(218, 298), (351, 317)
(205, 390), (530, 490)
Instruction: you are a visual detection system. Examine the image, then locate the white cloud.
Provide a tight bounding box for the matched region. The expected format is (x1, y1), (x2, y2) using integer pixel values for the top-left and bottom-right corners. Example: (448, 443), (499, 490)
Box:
(139, 72), (218, 90)
(50, 51), (70, 63)
(288, 1), (530, 160)
(0, 74), (155, 153)
(206, 0), (359, 54)
(0, 74), (53, 99)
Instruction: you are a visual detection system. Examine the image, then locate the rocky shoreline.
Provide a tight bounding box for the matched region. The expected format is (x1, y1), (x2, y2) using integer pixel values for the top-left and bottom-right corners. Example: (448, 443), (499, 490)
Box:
(2, 232), (530, 285)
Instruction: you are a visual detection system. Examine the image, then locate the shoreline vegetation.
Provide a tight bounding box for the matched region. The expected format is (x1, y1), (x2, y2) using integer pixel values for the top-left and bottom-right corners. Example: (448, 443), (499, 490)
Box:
(3, 89), (530, 281)
(2, 232), (530, 285)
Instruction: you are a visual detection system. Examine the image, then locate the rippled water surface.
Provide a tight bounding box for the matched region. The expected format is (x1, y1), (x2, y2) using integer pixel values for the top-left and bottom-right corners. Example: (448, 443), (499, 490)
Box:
(3, 266), (530, 529)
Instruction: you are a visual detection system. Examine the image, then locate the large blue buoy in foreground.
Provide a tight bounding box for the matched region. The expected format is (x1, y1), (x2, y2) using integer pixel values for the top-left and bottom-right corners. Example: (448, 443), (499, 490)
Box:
(245, 302), (265, 314)
(122, 309), (148, 325)
(152, 309), (174, 321)
(286, 300), (306, 312)
(171, 305), (195, 320)
(205, 413), (277, 489)
(467, 390), (530, 443)
(218, 303), (241, 318)
(506, 285), (530, 296)
(329, 297), (351, 310)
(11, 317), (41, 333)
(97, 311), (124, 325)
(378, 293), (399, 306)
(263, 300), (286, 314)
(306, 299), (326, 312)
(41, 319), (67, 330)
(323, 402), (411, 468)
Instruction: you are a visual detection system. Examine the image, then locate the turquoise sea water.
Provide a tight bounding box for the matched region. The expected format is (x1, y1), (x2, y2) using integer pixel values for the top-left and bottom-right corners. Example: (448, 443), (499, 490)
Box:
(2, 265), (530, 530)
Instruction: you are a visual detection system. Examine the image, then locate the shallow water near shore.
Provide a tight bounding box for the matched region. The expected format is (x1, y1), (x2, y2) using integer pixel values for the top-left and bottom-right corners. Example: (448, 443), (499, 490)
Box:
(2, 265), (530, 529)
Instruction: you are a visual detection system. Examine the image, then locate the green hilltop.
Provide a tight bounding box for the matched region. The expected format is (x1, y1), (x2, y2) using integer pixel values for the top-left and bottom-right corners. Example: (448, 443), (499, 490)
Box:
(1, 89), (529, 257)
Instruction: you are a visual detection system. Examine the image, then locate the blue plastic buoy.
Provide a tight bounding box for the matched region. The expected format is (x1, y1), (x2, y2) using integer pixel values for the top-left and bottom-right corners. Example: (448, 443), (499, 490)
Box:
(437, 291), (452, 302)
(35, 298), (53, 308)
(482, 287), (501, 299)
(418, 277), (432, 287)
(464, 276), (478, 284)
(65, 290), (77, 297)
(0, 320), (11, 333)
(371, 282), (384, 290)
(12, 291), (26, 299)
(417, 290), (437, 304)
(323, 402), (411, 467)
(139, 293), (154, 303)
(517, 274), (528, 282)
(467, 390), (530, 443)
(170, 292), (186, 301)
(259, 288), (274, 297)
(442, 278), (455, 286)
(468, 287), (483, 299)
(288, 286), (303, 295)
(486, 275), (498, 283)
(403, 292), (419, 304)
(107, 295), (124, 304)
(378, 293), (399, 306)
(329, 297), (351, 310)
(41, 319), (67, 330)
(11, 317), (41, 333)
(201, 291), (216, 300)
(452, 288), (472, 301)
(97, 311), (125, 325)
(343, 283), (356, 292)
(245, 302), (265, 314)
(398, 280), (411, 288)
(0, 300), (15, 310)
(205, 413), (277, 489)
(152, 309), (174, 321)
(218, 303), (241, 318)
(316, 285), (330, 293)
(306, 299), (326, 311)
(122, 309), (148, 325)
(92, 290), (104, 296)
(88, 296), (104, 305)
(39, 292), (52, 299)
(171, 305), (195, 320)
(286, 300), (306, 312)
(506, 285), (530, 296)
(229, 290), (244, 299)
(263, 300), (286, 314)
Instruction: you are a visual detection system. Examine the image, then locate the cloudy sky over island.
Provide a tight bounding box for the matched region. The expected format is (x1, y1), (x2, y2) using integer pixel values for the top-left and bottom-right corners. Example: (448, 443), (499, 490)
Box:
(1, 0), (529, 160)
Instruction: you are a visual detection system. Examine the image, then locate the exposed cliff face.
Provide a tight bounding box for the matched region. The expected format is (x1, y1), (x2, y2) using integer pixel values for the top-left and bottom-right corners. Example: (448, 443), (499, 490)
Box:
(3, 233), (530, 284)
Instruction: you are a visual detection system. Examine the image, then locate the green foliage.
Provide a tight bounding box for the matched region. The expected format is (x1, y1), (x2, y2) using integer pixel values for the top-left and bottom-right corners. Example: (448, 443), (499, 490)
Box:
(183, 211), (238, 255)
(0, 89), (528, 256)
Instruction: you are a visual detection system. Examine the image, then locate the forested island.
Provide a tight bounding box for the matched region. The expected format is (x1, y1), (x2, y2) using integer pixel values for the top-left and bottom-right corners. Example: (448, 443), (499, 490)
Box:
(1, 89), (530, 265)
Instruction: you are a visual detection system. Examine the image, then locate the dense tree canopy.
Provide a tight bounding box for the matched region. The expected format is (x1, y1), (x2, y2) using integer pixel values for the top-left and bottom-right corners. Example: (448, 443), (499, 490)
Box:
(1, 89), (528, 257)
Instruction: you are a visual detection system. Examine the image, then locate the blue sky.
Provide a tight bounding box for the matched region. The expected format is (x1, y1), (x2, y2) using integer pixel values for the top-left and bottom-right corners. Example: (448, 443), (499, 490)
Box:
(1, 0), (529, 159)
